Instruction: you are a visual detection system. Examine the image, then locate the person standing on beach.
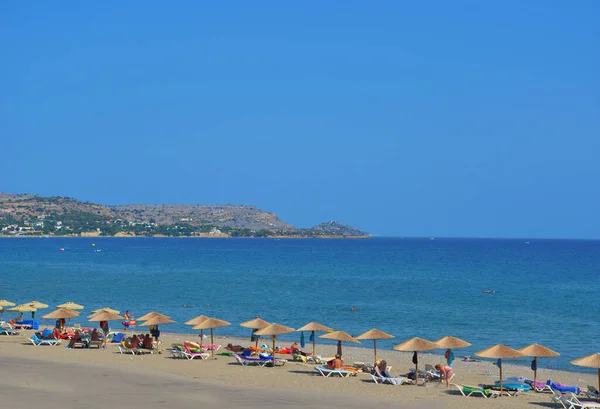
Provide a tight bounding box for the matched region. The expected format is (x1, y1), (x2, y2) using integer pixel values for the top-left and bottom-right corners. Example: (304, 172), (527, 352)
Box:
(435, 364), (454, 388)
(122, 310), (130, 331)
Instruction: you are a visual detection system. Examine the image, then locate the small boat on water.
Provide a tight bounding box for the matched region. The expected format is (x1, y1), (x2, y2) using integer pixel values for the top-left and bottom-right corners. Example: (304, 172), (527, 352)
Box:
(482, 290), (496, 294)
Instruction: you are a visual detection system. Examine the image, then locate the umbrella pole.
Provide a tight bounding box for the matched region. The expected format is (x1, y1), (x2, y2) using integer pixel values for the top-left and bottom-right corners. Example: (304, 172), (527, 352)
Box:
(533, 356), (537, 392)
(272, 336), (276, 368)
(200, 330), (204, 347)
(499, 360), (503, 396)
(312, 331), (315, 356)
(597, 368), (599, 391)
(210, 329), (214, 360)
(415, 352), (419, 386)
(373, 340), (377, 364)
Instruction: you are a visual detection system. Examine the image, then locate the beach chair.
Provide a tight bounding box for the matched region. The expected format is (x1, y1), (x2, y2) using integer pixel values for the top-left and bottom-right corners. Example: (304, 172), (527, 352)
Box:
(233, 354), (271, 366)
(29, 333), (60, 346)
(118, 341), (144, 355)
(168, 344), (190, 359)
(11, 319), (32, 330)
(453, 384), (500, 398)
(182, 344), (210, 360)
(567, 393), (600, 409)
(548, 380), (582, 395)
(585, 386), (600, 401)
(0, 327), (20, 336)
(370, 373), (411, 385)
(314, 366), (355, 377)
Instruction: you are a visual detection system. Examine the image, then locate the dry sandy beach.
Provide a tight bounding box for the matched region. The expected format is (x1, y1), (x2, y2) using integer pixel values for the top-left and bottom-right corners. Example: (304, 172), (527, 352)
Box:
(1, 330), (596, 408)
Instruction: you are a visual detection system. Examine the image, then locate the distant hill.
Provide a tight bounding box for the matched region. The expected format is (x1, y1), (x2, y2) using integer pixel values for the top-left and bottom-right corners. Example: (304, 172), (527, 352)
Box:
(0, 193), (370, 238)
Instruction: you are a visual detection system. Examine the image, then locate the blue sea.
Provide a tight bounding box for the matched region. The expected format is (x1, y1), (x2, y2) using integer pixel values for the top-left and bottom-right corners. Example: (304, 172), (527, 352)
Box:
(1, 237), (598, 372)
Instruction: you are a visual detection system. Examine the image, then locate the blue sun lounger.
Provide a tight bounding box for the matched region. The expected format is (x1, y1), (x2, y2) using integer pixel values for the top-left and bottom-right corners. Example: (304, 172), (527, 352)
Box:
(29, 333), (60, 346)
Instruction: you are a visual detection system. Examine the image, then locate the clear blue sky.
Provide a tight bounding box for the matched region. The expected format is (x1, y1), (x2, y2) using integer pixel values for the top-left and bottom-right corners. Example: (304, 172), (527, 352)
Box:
(1, 1), (598, 238)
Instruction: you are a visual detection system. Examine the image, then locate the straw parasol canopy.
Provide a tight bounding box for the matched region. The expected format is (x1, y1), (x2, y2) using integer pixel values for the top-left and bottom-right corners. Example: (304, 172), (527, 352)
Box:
(240, 317), (271, 348)
(394, 337), (438, 385)
(0, 300), (15, 307)
(356, 328), (395, 364)
(518, 344), (560, 389)
(571, 353), (600, 391)
(184, 315), (209, 346)
(90, 307), (120, 315)
(27, 301), (49, 309)
(139, 315), (175, 326)
(434, 336), (472, 350)
(8, 304), (37, 313)
(56, 302), (84, 310)
(255, 323), (295, 366)
(137, 312), (171, 322)
(42, 308), (80, 319)
(193, 318), (231, 359)
(184, 315), (209, 326)
(88, 310), (124, 322)
(320, 331), (360, 359)
(296, 321), (333, 356)
(475, 344), (525, 393)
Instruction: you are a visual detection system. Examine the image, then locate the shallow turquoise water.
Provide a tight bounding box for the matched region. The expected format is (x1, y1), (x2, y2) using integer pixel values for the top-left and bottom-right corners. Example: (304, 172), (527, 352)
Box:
(1, 237), (598, 372)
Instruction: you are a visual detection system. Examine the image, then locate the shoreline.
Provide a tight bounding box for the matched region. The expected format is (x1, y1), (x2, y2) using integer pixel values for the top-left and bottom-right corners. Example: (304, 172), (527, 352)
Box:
(1, 329), (596, 408)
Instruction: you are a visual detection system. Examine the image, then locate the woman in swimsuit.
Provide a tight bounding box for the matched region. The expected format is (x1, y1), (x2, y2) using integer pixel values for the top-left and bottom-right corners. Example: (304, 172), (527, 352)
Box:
(435, 364), (454, 388)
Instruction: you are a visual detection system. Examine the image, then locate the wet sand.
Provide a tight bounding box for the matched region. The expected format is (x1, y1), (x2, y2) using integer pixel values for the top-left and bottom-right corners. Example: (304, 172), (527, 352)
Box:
(0, 330), (596, 408)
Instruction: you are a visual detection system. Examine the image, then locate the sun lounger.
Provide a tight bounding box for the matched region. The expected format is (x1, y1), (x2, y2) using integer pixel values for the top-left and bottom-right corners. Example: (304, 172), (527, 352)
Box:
(233, 354), (272, 366)
(585, 386), (600, 401)
(453, 384), (500, 398)
(567, 393), (600, 409)
(370, 373), (411, 385)
(182, 344), (210, 360)
(118, 341), (147, 355)
(11, 319), (32, 330)
(314, 366), (356, 377)
(29, 333), (60, 346)
(548, 380), (582, 395)
(168, 345), (190, 359)
(0, 327), (20, 336)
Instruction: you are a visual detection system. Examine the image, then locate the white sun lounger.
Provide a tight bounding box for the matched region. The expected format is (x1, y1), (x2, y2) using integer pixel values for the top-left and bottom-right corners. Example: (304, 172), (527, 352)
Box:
(314, 366), (355, 377)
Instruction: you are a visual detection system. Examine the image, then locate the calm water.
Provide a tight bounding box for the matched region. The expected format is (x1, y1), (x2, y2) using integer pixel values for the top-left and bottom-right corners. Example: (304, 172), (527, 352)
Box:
(1, 237), (598, 372)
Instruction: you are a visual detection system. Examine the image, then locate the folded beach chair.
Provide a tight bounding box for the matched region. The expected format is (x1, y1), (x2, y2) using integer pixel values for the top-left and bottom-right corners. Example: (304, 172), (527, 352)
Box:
(0, 327), (20, 336)
(453, 384), (500, 398)
(29, 333), (60, 346)
(314, 366), (355, 378)
(182, 343), (210, 360)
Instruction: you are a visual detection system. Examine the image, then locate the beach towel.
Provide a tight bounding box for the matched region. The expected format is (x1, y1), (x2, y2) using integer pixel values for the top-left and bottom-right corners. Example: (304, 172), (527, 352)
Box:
(531, 358), (537, 371)
(300, 331), (305, 348)
(446, 350), (455, 366)
(547, 380), (581, 394)
(412, 352), (418, 365)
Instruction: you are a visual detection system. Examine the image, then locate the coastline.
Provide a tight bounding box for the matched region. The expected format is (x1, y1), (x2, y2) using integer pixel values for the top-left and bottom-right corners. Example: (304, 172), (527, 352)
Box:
(1, 329), (596, 408)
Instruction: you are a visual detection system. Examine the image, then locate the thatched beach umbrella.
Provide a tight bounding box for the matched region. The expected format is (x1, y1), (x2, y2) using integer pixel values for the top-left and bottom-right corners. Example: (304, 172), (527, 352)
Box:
(434, 335), (472, 366)
(137, 312), (171, 322)
(320, 331), (360, 359)
(356, 328), (395, 364)
(9, 304), (37, 320)
(394, 337), (438, 385)
(192, 318), (231, 359)
(43, 308), (80, 319)
(0, 300), (15, 319)
(571, 353), (600, 391)
(24, 301), (48, 319)
(56, 302), (84, 310)
(240, 317), (270, 349)
(475, 344), (524, 393)
(518, 344), (559, 390)
(90, 307), (120, 316)
(296, 321), (333, 356)
(255, 323), (295, 366)
(185, 315), (209, 346)
(88, 309), (124, 343)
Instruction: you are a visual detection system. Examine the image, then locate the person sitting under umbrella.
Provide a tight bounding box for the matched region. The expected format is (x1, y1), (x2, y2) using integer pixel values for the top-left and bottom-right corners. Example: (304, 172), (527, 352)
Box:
(375, 360), (391, 378)
(328, 354), (344, 369)
(291, 341), (307, 357)
(142, 334), (154, 350)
